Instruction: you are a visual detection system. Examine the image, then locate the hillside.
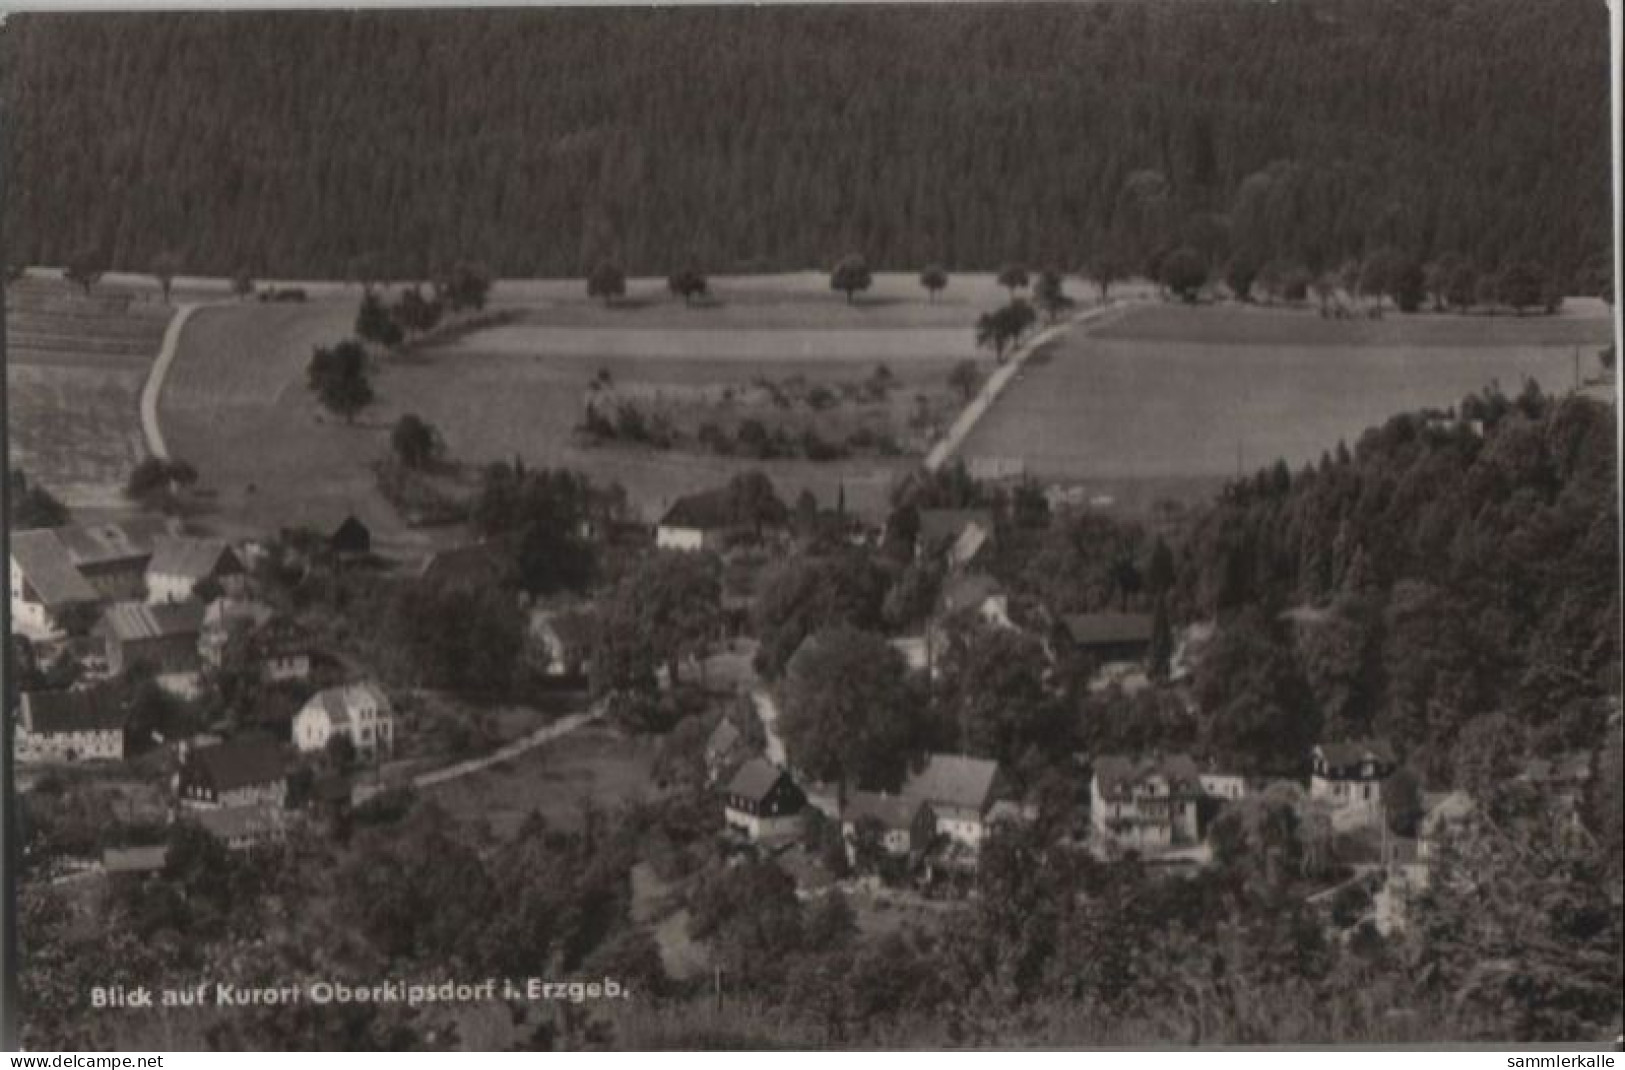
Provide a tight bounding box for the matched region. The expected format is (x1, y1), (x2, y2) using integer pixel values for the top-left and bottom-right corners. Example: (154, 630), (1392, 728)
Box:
(1, 0), (1612, 282)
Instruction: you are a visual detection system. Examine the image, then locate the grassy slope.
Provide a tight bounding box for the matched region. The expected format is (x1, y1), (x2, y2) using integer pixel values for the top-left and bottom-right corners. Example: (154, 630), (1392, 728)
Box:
(961, 299), (1616, 486)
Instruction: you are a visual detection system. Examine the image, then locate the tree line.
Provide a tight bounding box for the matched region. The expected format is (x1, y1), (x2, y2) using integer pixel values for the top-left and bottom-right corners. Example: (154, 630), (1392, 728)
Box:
(2, 2), (1611, 287)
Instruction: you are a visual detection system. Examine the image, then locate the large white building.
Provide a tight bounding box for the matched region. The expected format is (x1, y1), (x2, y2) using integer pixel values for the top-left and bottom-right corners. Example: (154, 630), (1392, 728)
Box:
(1310, 739), (1397, 823)
(1091, 753), (1204, 852)
(293, 682), (395, 759)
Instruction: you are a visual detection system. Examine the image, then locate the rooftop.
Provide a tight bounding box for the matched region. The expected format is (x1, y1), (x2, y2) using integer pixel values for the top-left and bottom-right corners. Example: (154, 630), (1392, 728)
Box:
(660, 487), (741, 531)
(188, 739), (287, 792)
(940, 572), (1005, 616)
(307, 682), (390, 732)
(1315, 739), (1397, 768)
(917, 508), (993, 547)
(147, 536), (242, 581)
(1093, 753), (1203, 799)
(1062, 612), (1154, 647)
(20, 686), (126, 735)
(904, 753), (1000, 813)
(725, 756), (786, 801)
(844, 790), (921, 830)
(99, 599), (206, 643)
(9, 529), (99, 606)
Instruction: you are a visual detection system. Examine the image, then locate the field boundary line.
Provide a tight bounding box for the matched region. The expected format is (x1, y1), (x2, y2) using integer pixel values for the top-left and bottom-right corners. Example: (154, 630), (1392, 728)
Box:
(140, 301), (215, 461)
(923, 299), (1129, 473)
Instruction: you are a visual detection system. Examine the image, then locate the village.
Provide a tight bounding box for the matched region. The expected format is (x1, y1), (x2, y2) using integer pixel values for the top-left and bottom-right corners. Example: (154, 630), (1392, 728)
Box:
(10, 461), (1605, 958)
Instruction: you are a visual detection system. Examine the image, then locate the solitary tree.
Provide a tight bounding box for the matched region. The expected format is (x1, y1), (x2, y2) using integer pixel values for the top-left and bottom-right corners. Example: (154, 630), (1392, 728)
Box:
(996, 263), (1030, 297)
(975, 300), (1037, 364)
(64, 249), (104, 296)
(1082, 251), (1123, 302)
(1496, 262), (1545, 316)
(588, 261), (627, 305)
(391, 414), (440, 470)
(307, 340), (374, 423)
(1158, 246), (1207, 303)
(919, 264), (949, 303)
(779, 625), (919, 797)
(231, 269), (255, 301)
(830, 255), (872, 305)
(150, 252), (181, 304)
(948, 359), (980, 401)
(667, 267), (708, 306)
(356, 290), (403, 347)
(1033, 269), (1074, 323)
(392, 285), (443, 337)
(1224, 255), (1259, 302)
(435, 261), (493, 312)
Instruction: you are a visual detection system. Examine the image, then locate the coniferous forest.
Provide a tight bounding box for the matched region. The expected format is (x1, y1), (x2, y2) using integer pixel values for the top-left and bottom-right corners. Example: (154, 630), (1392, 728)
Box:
(0, 0), (1613, 283)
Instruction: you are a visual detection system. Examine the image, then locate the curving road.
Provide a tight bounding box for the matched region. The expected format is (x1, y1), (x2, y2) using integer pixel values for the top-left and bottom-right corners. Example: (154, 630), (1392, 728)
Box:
(139, 301), (215, 461)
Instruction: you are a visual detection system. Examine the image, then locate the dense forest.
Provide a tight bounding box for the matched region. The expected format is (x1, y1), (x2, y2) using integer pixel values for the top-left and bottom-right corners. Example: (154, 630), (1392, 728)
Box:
(1, 1), (1613, 283)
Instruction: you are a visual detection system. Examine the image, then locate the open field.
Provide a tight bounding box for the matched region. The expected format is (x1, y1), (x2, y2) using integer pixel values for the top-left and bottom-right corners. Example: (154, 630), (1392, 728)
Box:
(961, 300), (1617, 487)
(156, 274), (1041, 542)
(421, 724), (661, 840)
(4, 279), (172, 509)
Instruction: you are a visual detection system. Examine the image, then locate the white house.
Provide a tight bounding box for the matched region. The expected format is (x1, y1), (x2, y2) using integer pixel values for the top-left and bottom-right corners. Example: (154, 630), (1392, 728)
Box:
(1310, 739), (1397, 820)
(293, 682), (395, 759)
(15, 686), (126, 763)
(1091, 753), (1204, 852)
(656, 488), (745, 552)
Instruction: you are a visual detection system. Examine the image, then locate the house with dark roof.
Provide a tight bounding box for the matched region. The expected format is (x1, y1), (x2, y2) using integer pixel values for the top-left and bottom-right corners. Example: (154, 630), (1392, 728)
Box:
(1090, 753), (1205, 852)
(900, 753), (1003, 856)
(15, 686), (127, 763)
(51, 517), (173, 600)
(146, 537), (245, 604)
(177, 738), (289, 809)
(1061, 612), (1154, 664)
(1310, 739), (1396, 815)
(915, 509), (993, 570)
(841, 790), (927, 861)
(722, 756), (806, 841)
(292, 682), (394, 759)
(95, 599), (206, 686)
(656, 488), (745, 552)
(704, 716), (751, 785)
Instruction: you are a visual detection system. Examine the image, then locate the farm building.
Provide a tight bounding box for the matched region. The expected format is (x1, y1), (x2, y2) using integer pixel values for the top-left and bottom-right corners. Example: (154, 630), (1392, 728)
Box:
(9, 530), (101, 638)
(95, 599), (207, 689)
(901, 753), (1003, 856)
(1061, 612), (1154, 664)
(14, 685), (127, 763)
(292, 681), (394, 759)
(1091, 753), (1204, 853)
(914, 508), (993, 570)
(656, 488), (746, 551)
(1310, 739), (1396, 818)
(722, 756), (806, 841)
(146, 536), (245, 604)
(177, 738), (289, 810)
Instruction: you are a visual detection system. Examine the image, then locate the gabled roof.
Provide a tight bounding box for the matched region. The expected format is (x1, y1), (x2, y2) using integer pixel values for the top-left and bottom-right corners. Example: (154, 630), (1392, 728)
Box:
(1315, 739), (1396, 768)
(9, 530), (98, 606)
(917, 508), (992, 548)
(1093, 753), (1203, 799)
(99, 599), (206, 643)
(844, 790), (921, 831)
(660, 487), (739, 531)
(53, 517), (171, 567)
(725, 756), (788, 802)
(20, 686), (126, 735)
(941, 572), (1005, 616)
(188, 739), (287, 792)
(1062, 612), (1153, 646)
(147, 536), (242, 581)
(330, 515), (371, 551)
(904, 753), (1000, 813)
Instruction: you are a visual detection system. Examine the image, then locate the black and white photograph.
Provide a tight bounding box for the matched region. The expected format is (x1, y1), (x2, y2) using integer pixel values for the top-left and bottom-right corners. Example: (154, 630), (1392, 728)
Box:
(0, 0), (1620, 1052)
